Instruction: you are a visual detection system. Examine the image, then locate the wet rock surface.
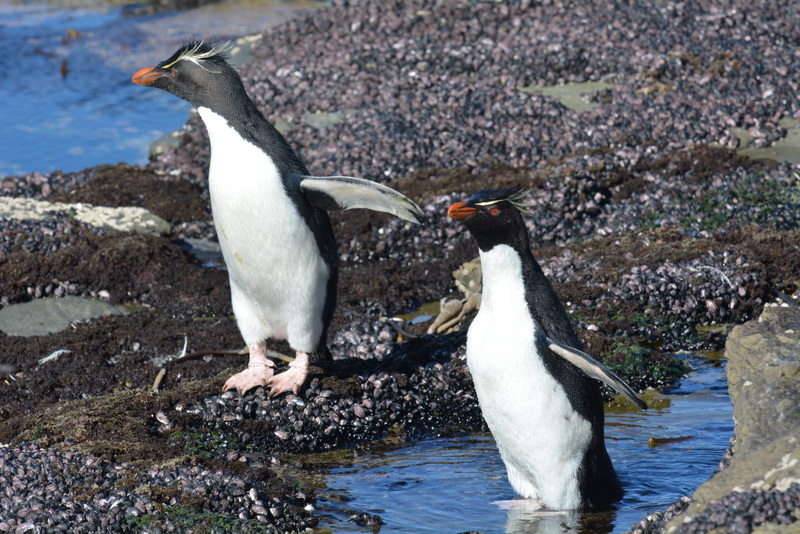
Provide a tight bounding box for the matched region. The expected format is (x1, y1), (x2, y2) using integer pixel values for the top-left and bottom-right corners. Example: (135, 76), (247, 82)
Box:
(0, 0), (799, 532)
(661, 306), (800, 534)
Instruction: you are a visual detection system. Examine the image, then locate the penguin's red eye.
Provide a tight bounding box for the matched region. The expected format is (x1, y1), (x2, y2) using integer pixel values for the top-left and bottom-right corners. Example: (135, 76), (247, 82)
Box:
(490, 208), (500, 215)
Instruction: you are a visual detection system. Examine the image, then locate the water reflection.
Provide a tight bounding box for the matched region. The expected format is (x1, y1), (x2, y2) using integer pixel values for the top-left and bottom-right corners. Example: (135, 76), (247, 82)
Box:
(319, 355), (732, 533)
(500, 502), (582, 534)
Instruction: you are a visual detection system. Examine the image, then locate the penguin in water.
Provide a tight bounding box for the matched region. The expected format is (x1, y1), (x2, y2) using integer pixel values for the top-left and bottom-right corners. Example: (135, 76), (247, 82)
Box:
(448, 188), (647, 511)
(133, 41), (424, 396)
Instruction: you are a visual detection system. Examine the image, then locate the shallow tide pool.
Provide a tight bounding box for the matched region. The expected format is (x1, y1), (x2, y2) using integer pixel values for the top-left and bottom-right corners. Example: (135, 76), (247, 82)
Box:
(317, 354), (732, 533)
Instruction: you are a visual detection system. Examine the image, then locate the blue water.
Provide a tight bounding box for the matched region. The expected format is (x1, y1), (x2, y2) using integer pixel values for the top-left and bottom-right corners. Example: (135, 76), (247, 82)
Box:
(0, 2), (190, 177)
(0, 0), (316, 179)
(319, 355), (732, 533)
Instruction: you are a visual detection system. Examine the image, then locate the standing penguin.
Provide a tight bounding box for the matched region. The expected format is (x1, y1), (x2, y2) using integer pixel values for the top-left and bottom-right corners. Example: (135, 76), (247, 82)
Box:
(448, 188), (646, 511)
(133, 41), (424, 396)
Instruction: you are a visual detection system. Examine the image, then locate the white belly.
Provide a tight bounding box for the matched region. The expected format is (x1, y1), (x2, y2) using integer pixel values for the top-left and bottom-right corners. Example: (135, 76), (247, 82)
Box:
(199, 107), (329, 351)
(467, 245), (591, 510)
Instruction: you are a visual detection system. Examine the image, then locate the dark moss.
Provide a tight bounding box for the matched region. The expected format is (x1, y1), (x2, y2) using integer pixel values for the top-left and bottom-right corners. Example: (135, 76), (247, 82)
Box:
(0, 375), (215, 464)
(604, 342), (692, 392)
(389, 162), (536, 200)
(47, 163), (209, 225)
(127, 505), (275, 534)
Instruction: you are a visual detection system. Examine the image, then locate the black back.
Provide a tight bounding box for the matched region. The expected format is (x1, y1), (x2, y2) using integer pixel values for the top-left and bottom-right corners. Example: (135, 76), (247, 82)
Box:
(141, 41), (338, 357)
(454, 188), (622, 510)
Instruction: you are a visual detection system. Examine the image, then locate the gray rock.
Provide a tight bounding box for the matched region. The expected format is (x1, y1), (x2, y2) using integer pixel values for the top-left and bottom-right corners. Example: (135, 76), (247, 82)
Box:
(301, 109), (354, 130)
(666, 305), (800, 533)
(0, 296), (129, 337)
(0, 197), (170, 236)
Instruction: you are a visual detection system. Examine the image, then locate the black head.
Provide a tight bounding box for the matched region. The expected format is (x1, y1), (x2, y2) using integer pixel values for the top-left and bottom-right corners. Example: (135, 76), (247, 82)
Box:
(448, 188), (533, 252)
(132, 41), (241, 110)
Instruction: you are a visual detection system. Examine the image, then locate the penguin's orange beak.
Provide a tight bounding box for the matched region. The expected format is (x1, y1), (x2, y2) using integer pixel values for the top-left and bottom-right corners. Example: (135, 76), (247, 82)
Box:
(448, 202), (477, 219)
(132, 67), (161, 86)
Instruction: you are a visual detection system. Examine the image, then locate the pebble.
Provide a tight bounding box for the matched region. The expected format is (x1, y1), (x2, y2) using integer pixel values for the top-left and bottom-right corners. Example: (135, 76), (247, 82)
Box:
(675, 484), (800, 533)
(0, 442), (314, 532)
(185, 332), (482, 454)
(0, 217), (109, 268)
(629, 496), (693, 534)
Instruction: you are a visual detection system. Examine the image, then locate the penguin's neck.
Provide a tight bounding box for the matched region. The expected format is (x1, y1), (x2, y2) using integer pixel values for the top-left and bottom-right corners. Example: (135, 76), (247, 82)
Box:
(480, 241), (581, 348)
(197, 97), (307, 179)
(198, 107), (281, 189)
(478, 244), (530, 314)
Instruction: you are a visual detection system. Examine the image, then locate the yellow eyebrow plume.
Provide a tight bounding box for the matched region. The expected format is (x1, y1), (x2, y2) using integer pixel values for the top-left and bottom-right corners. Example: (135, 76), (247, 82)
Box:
(474, 188), (534, 216)
(163, 41), (232, 71)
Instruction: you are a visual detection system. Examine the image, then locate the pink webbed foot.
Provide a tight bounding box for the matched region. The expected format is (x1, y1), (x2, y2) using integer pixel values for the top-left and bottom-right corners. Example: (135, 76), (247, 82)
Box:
(266, 352), (310, 398)
(221, 343), (275, 395)
(222, 365), (275, 395)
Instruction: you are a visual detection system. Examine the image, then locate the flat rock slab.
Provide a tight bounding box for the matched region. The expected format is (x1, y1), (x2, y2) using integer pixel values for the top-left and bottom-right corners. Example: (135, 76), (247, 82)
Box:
(667, 305), (800, 532)
(0, 295), (128, 337)
(0, 196), (170, 236)
(727, 306), (800, 462)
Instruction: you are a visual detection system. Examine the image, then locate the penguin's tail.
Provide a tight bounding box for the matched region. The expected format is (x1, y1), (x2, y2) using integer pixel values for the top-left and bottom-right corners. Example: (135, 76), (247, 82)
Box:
(311, 345), (333, 362)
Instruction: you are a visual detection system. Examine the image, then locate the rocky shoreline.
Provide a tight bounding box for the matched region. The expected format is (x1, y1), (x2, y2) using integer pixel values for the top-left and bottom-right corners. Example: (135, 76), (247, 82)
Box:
(664, 305), (800, 533)
(1, 0), (800, 532)
(628, 305), (800, 534)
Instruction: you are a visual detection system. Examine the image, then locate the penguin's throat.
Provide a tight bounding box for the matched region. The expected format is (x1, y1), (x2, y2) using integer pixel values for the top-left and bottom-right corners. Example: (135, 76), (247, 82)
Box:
(478, 244), (527, 309)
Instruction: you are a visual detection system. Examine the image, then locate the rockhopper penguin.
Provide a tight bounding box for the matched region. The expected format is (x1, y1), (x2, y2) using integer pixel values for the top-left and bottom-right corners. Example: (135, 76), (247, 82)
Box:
(133, 41), (424, 396)
(448, 188), (647, 511)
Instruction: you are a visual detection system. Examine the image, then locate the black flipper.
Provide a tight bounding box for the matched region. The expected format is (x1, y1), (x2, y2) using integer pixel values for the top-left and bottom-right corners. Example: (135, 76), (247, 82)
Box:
(547, 338), (648, 410)
(298, 175), (425, 224)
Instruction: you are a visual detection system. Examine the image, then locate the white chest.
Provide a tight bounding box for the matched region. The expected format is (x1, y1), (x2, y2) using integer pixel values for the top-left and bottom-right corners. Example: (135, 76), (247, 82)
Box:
(199, 107), (294, 236)
(466, 245), (591, 507)
(197, 108), (328, 335)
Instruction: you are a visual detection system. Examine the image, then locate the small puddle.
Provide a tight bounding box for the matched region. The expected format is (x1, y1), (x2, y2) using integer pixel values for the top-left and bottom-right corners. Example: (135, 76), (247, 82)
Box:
(181, 237), (224, 269)
(316, 353), (732, 533)
(518, 81), (615, 112)
(393, 300), (441, 325)
(0, 295), (128, 336)
(730, 118), (800, 164)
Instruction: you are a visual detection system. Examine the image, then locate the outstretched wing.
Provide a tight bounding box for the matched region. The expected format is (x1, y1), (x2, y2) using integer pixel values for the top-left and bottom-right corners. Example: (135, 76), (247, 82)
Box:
(298, 175), (425, 224)
(548, 338), (648, 410)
